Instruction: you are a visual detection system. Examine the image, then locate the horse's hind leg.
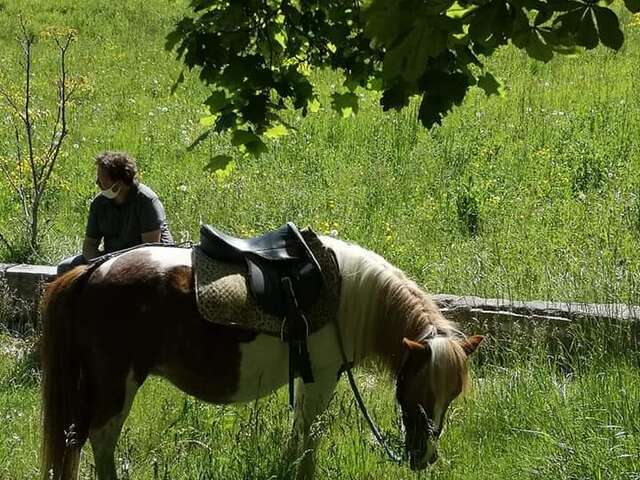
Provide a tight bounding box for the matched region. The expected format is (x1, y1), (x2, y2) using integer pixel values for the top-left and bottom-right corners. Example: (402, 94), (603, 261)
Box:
(89, 369), (141, 480)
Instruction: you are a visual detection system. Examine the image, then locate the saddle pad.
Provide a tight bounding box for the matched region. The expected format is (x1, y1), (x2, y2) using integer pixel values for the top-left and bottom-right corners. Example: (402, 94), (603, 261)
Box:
(193, 229), (341, 336)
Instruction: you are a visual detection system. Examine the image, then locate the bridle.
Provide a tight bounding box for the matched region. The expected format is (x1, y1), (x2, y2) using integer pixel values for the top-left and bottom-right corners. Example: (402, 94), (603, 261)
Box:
(395, 347), (440, 437)
(318, 247), (438, 464)
(334, 321), (439, 464)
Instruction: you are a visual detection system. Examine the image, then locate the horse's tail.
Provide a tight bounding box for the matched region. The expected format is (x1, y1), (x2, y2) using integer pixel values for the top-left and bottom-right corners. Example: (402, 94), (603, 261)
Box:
(40, 266), (92, 480)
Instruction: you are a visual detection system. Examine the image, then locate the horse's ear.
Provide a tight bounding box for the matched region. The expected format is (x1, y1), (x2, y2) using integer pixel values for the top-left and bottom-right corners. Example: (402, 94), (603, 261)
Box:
(460, 335), (484, 356)
(402, 337), (431, 367)
(402, 338), (426, 351)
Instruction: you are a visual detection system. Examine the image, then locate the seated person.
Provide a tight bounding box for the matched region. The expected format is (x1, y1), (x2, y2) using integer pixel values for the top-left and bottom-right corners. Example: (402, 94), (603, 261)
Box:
(57, 151), (174, 275)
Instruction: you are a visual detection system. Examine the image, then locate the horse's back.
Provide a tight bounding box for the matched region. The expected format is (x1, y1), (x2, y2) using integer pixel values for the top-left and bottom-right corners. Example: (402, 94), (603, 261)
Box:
(90, 246), (192, 284)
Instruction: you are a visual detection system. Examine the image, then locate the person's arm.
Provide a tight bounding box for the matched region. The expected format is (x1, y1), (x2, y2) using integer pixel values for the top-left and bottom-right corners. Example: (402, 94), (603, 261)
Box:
(141, 229), (161, 243)
(82, 236), (100, 260)
(139, 193), (171, 244)
(84, 200), (101, 259)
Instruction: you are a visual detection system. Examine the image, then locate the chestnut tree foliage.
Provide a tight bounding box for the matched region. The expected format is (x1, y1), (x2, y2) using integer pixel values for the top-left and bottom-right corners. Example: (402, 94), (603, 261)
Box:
(166, 0), (639, 162)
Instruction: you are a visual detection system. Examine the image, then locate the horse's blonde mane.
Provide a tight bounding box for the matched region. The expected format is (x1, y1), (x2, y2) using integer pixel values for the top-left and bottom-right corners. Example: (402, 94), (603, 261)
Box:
(321, 236), (468, 386)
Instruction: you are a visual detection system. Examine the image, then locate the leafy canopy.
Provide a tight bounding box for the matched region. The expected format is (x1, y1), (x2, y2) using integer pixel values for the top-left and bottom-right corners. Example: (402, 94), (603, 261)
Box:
(166, 0), (638, 162)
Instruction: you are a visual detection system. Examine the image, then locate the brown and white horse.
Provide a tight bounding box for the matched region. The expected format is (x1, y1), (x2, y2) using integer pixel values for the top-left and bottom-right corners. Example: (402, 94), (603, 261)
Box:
(40, 236), (482, 480)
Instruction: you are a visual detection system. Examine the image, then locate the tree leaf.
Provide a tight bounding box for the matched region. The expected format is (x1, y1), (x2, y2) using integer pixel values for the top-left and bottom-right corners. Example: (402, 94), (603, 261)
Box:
(204, 91), (230, 113)
(477, 72), (504, 97)
(468, 0), (511, 46)
(525, 30), (554, 62)
(534, 8), (554, 26)
(624, 0), (640, 13)
(364, 0), (412, 48)
(199, 115), (216, 127)
(204, 155), (233, 172)
(552, 8), (583, 40)
(593, 7), (623, 50)
(231, 129), (261, 147)
(381, 82), (412, 111)
(187, 130), (211, 152)
(383, 20), (448, 82)
(331, 92), (359, 118)
(447, 1), (476, 19)
(418, 92), (445, 128)
(240, 94), (268, 125)
(264, 123), (289, 139)
(577, 9), (599, 50)
(418, 70), (469, 127)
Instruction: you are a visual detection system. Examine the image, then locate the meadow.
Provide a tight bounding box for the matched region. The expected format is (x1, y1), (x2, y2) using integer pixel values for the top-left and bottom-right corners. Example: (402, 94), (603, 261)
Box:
(1, 311), (639, 479)
(1, 1), (639, 479)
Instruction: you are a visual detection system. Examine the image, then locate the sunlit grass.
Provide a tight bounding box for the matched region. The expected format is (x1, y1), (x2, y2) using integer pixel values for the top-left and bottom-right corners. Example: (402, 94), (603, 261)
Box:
(1, 3), (639, 305)
(1, 320), (638, 480)
(0, 4), (639, 477)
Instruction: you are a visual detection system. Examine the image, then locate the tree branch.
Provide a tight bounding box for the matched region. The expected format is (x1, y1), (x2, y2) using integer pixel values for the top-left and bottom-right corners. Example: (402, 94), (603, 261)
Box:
(18, 20), (37, 199)
(0, 230), (18, 259)
(39, 34), (71, 197)
(0, 89), (21, 115)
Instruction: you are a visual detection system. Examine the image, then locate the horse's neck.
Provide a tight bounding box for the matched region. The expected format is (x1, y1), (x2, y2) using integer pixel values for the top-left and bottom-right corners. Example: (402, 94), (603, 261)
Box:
(323, 237), (420, 372)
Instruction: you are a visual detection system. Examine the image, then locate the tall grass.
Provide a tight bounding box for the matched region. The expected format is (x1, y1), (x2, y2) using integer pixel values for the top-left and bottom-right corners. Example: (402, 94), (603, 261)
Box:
(0, 2), (639, 305)
(0, 5), (639, 477)
(0, 313), (638, 479)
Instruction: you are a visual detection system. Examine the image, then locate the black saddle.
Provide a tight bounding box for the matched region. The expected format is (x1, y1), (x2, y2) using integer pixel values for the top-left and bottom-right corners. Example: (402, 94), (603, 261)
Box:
(199, 222), (326, 403)
(199, 222), (324, 318)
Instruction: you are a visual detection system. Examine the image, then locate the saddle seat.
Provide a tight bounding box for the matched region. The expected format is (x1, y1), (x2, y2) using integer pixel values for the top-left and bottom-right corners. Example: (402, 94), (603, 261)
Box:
(199, 222), (323, 320)
(200, 223), (304, 263)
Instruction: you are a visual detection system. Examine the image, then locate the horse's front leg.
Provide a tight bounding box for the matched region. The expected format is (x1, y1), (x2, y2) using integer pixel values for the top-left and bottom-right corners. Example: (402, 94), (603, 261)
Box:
(286, 368), (338, 480)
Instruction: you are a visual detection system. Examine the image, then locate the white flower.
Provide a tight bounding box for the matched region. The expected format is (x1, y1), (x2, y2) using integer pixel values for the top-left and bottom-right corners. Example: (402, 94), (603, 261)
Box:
(177, 184), (187, 192)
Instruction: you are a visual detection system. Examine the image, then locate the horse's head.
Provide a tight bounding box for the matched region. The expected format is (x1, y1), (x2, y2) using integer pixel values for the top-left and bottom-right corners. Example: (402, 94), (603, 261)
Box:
(396, 334), (483, 470)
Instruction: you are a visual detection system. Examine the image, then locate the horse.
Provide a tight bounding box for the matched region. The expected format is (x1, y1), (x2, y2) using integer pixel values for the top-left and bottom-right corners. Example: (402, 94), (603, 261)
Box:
(40, 235), (483, 480)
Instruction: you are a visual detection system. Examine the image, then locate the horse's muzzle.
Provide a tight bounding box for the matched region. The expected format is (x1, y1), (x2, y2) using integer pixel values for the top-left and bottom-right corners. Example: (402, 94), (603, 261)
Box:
(409, 440), (438, 470)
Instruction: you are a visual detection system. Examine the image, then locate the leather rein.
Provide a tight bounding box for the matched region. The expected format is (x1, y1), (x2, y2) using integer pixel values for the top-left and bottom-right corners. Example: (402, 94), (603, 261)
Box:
(333, 317), (406, 463)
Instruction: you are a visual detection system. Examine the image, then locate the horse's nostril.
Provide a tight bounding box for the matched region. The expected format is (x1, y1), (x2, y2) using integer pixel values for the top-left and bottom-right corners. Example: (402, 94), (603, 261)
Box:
(428, 449), (438, 464)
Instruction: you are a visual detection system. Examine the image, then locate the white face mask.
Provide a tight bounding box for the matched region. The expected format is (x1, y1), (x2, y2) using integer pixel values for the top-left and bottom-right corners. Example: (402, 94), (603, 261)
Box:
(100, 182), (120, 200)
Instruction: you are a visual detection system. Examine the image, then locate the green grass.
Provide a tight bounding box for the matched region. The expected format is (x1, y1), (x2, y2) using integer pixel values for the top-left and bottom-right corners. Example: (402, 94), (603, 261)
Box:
(1, 321), (639, 480)
(0, 2), (639, 304)
(1, 4), (639, 477)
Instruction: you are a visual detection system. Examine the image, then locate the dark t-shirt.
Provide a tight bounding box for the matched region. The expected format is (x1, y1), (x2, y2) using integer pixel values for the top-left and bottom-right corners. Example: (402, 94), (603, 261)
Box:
(85, 182), (174, 253)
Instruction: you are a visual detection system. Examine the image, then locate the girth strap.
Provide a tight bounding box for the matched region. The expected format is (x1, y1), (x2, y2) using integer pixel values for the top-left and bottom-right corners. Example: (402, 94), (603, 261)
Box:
(282, 276), (314, 406)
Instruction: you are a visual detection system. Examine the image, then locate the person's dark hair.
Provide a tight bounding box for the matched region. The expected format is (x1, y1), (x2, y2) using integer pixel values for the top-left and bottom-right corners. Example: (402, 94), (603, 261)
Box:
(95, 151), (138, 185)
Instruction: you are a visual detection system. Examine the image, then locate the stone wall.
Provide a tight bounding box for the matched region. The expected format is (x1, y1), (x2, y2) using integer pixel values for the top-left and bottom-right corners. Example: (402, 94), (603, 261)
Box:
(1, 263), (639, 338)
